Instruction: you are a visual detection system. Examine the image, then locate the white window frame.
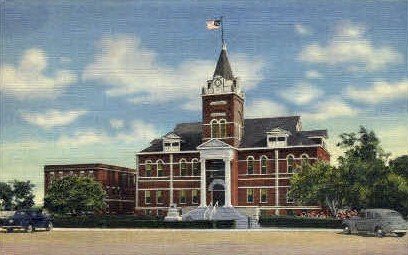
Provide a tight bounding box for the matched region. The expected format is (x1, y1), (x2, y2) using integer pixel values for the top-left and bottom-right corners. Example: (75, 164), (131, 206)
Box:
(145, 190), (151, 204)
(260, 188), (267, 203)
(192, 190), (199, 204)
(179, 190), (187, 204)
(156, 159), (164, 177)
(156, 190), (163, 205)
(191, 158), (200, 176)
(145, 160), (153, 177)
(179, 158), (188, 176)
(247, 156), (255, 175)
(260, 155), (268, 175)
(287, 154), (295, 173)
(247, 188), (254, 203)
(210, 119), (219, 138)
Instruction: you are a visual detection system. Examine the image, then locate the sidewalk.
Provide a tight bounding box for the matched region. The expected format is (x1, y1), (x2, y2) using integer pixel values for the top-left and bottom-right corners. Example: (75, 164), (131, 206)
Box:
(53, 227), (342, 232)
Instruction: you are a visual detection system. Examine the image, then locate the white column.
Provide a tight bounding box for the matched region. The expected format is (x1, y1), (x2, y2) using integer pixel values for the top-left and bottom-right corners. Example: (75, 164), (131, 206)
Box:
(275, 150), (279, 215)
(170, 154), (174, 205)
(200, 159), (206, 207)
(224, 158), (232, 207)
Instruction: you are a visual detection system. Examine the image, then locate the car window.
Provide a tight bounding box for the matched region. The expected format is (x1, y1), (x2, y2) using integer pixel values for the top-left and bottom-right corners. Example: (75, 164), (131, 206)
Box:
(386, 211), (402, 217)
(15, 211), (26, 216)
(358, 212), (365, 218)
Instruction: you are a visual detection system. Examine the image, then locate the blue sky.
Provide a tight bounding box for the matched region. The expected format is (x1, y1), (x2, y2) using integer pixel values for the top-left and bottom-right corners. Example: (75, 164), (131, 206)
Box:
(1, 0), (407, 203)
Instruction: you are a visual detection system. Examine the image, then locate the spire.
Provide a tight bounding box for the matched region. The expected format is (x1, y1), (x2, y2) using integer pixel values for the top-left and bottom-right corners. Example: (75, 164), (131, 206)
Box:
(213, 43), (234, 80)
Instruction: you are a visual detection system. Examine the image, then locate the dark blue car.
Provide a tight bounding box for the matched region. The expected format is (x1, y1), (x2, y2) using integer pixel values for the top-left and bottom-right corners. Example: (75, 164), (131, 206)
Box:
(1, 209), (53, 233)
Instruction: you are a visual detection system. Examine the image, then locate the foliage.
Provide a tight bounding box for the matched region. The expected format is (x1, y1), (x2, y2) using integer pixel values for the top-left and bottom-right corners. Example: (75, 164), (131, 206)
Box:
(12, 180), (35, 210)
(0, 180), (35, 210)
(52, 215), (235, 229)
(289, 161), (344, 216)
(44, 176), (106, 215)
(0, 182), (13, 210)
(389, 155), (408, 178)
(259, 215), (342, 228)
(290, 126), (408, 216)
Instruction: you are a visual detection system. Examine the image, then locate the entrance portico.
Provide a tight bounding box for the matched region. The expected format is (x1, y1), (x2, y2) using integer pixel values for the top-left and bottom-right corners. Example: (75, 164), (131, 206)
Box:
(197, 139), (235, 207)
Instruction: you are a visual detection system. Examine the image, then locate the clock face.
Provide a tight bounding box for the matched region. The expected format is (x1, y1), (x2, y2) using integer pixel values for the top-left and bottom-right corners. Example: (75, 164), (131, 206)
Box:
(214, 78), (222, 87)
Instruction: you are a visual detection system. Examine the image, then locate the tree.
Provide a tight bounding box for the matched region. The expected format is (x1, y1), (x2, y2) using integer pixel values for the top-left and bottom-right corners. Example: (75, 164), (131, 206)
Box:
(389, 155), (408, 178)
(11, 180), (35, 210)
(44, 176), (106, 215)
(289, 161), (344, 216)
(0, 182), (13, 210)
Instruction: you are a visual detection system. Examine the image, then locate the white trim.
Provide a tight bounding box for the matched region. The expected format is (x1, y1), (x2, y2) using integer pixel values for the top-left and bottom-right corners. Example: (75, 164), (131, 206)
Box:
(260, 155), (268, 174)
(156, 159), (164, 177)
(238, 177), (292, 180)
(105, 199), (135, 203)
(237, 157), (317, 162)
(287, 154), (295, 173)
(144, 190), (151, 204)
(260, 188), (268, 203)
(179, 158), (188, 176)
(136, 150), (199, 155)
(246, 188), (254, 203)
(239, 186), (290, 189)
(179, 190), (187, 204)
(191, 158), (200, 176)
(139, 188), (199, 191)
(246, 156), (254, 175)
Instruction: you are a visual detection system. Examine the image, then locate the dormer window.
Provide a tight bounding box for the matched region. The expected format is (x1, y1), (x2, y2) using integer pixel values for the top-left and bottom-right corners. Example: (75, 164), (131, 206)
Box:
(266, 128), (291, 148)
(162, 133), (181, 152)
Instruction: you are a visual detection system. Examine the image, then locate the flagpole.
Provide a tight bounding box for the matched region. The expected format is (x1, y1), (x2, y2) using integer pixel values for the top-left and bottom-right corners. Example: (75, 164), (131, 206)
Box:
(220, 16), (224, 47)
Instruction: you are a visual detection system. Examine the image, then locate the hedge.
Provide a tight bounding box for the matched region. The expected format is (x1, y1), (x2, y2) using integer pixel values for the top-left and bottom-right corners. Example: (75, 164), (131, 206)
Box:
(259, 216), (343, 228)
(52, 215), (235, 229)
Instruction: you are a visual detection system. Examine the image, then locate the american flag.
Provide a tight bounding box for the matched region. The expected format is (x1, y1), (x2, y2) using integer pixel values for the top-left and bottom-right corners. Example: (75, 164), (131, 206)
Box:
(206, 19), (221, 30)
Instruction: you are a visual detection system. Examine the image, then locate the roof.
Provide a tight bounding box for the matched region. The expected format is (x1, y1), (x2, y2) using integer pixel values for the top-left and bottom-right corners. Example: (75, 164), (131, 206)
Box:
(44, 163), (135, 172)
(140, 116), (328, 152)
(213, 46), (234, 80)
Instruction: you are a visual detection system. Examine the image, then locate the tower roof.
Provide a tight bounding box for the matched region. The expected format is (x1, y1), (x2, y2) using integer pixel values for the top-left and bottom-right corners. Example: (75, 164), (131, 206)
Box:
(213, 44), (234, 80)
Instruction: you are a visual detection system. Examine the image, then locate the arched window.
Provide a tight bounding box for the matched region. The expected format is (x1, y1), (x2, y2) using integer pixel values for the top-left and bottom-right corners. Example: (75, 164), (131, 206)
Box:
(260, 156), (268, 174)
(192, 158), (200, 176)
(301, 154), (309, 166)
(180, 159), (188, 176)
(287, 155), (294, 173)
(219, 119), (227, 138)
(145, 160), (152, 177)
(157, 160), (164, 177)
(247, 156), (254, 175)
(211, 119), (219, 138)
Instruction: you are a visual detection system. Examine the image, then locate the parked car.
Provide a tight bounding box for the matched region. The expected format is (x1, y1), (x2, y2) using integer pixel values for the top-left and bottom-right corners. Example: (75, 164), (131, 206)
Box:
(1, 209), (53, 233)
(342, 209), (407, 237)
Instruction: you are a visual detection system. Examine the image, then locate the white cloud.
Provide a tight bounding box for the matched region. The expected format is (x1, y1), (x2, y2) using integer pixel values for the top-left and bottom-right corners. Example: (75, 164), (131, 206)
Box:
(0, 48), (77, 99)
(299, 21), (401, 71)
(302, 97), (358, 120)
(295, 24), (312, 36)
(20, 110), (87, 129)
(279, 82), (323, 105)
(110, 119), (124, 129)
(245, 99), (288, 118)
(346, 79), (408, 104)
(305, 70), (323, 79)
(82, 35), (264, 106)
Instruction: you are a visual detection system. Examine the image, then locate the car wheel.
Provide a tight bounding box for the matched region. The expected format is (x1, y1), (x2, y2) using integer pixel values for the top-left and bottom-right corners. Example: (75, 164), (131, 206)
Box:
(396, 233), (406, 237)
(375, 227), (385, 238)
(46, 222), (53, 231)
(25, 224), (34, 233)
(342, 225), (351, 235)
(6, 228), (13, 233)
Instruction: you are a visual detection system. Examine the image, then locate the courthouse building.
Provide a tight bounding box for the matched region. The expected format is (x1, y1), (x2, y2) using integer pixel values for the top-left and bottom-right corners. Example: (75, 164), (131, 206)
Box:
(135, 44), (330, 216)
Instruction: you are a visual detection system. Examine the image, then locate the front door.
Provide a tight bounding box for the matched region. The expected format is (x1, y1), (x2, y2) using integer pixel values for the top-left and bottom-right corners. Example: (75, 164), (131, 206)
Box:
(212, 184), (225, 206)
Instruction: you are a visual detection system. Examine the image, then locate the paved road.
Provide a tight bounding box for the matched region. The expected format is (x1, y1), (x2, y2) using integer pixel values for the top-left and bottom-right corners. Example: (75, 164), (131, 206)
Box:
(1, 229), (407, 255)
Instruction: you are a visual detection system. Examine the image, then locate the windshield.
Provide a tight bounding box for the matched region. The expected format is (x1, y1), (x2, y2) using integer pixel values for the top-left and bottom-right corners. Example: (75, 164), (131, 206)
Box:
(386, 211), (403, 217)
(14, 211), (26, 216)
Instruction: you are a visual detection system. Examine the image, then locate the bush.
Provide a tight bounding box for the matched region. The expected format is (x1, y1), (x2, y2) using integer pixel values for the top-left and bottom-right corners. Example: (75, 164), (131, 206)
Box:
(52, 215), (235, 229)
(259, 216), (342, 228)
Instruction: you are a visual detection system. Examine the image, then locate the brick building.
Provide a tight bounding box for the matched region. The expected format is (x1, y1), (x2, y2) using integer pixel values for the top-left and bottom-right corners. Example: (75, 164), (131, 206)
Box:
(44, 163), (136, 214)
(136, 44), (330, 216)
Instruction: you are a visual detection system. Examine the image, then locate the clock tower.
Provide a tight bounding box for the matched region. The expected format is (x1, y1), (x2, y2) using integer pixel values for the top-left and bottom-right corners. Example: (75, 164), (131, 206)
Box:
(201, 44), (244, 147)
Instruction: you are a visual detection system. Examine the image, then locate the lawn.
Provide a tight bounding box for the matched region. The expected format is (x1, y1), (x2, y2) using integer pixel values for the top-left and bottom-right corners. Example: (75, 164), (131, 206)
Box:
(1, 229), (406, 255)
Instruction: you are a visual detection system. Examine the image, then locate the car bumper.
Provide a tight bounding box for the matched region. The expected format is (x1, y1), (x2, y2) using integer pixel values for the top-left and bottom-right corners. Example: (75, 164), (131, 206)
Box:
(391, 229), (407, 233)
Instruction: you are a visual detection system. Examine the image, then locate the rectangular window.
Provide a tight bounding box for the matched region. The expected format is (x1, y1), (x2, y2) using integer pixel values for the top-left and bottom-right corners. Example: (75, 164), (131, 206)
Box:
(277, 137), (286, 141)
(260, 189), (267, 203)
(157, 190), (163, 204)
(192, 190), (199, 204)
(145, 191), (151, 204)
(180, 190), (187, 204)
(164, 142), (171, 147)
(171, 142), (179, 147)
(286, 188), (294, 204)
(247, 189), (254, 203)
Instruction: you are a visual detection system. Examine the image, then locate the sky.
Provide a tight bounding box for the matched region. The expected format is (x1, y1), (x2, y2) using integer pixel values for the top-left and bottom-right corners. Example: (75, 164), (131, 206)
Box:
(1, 0), (407, 203)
